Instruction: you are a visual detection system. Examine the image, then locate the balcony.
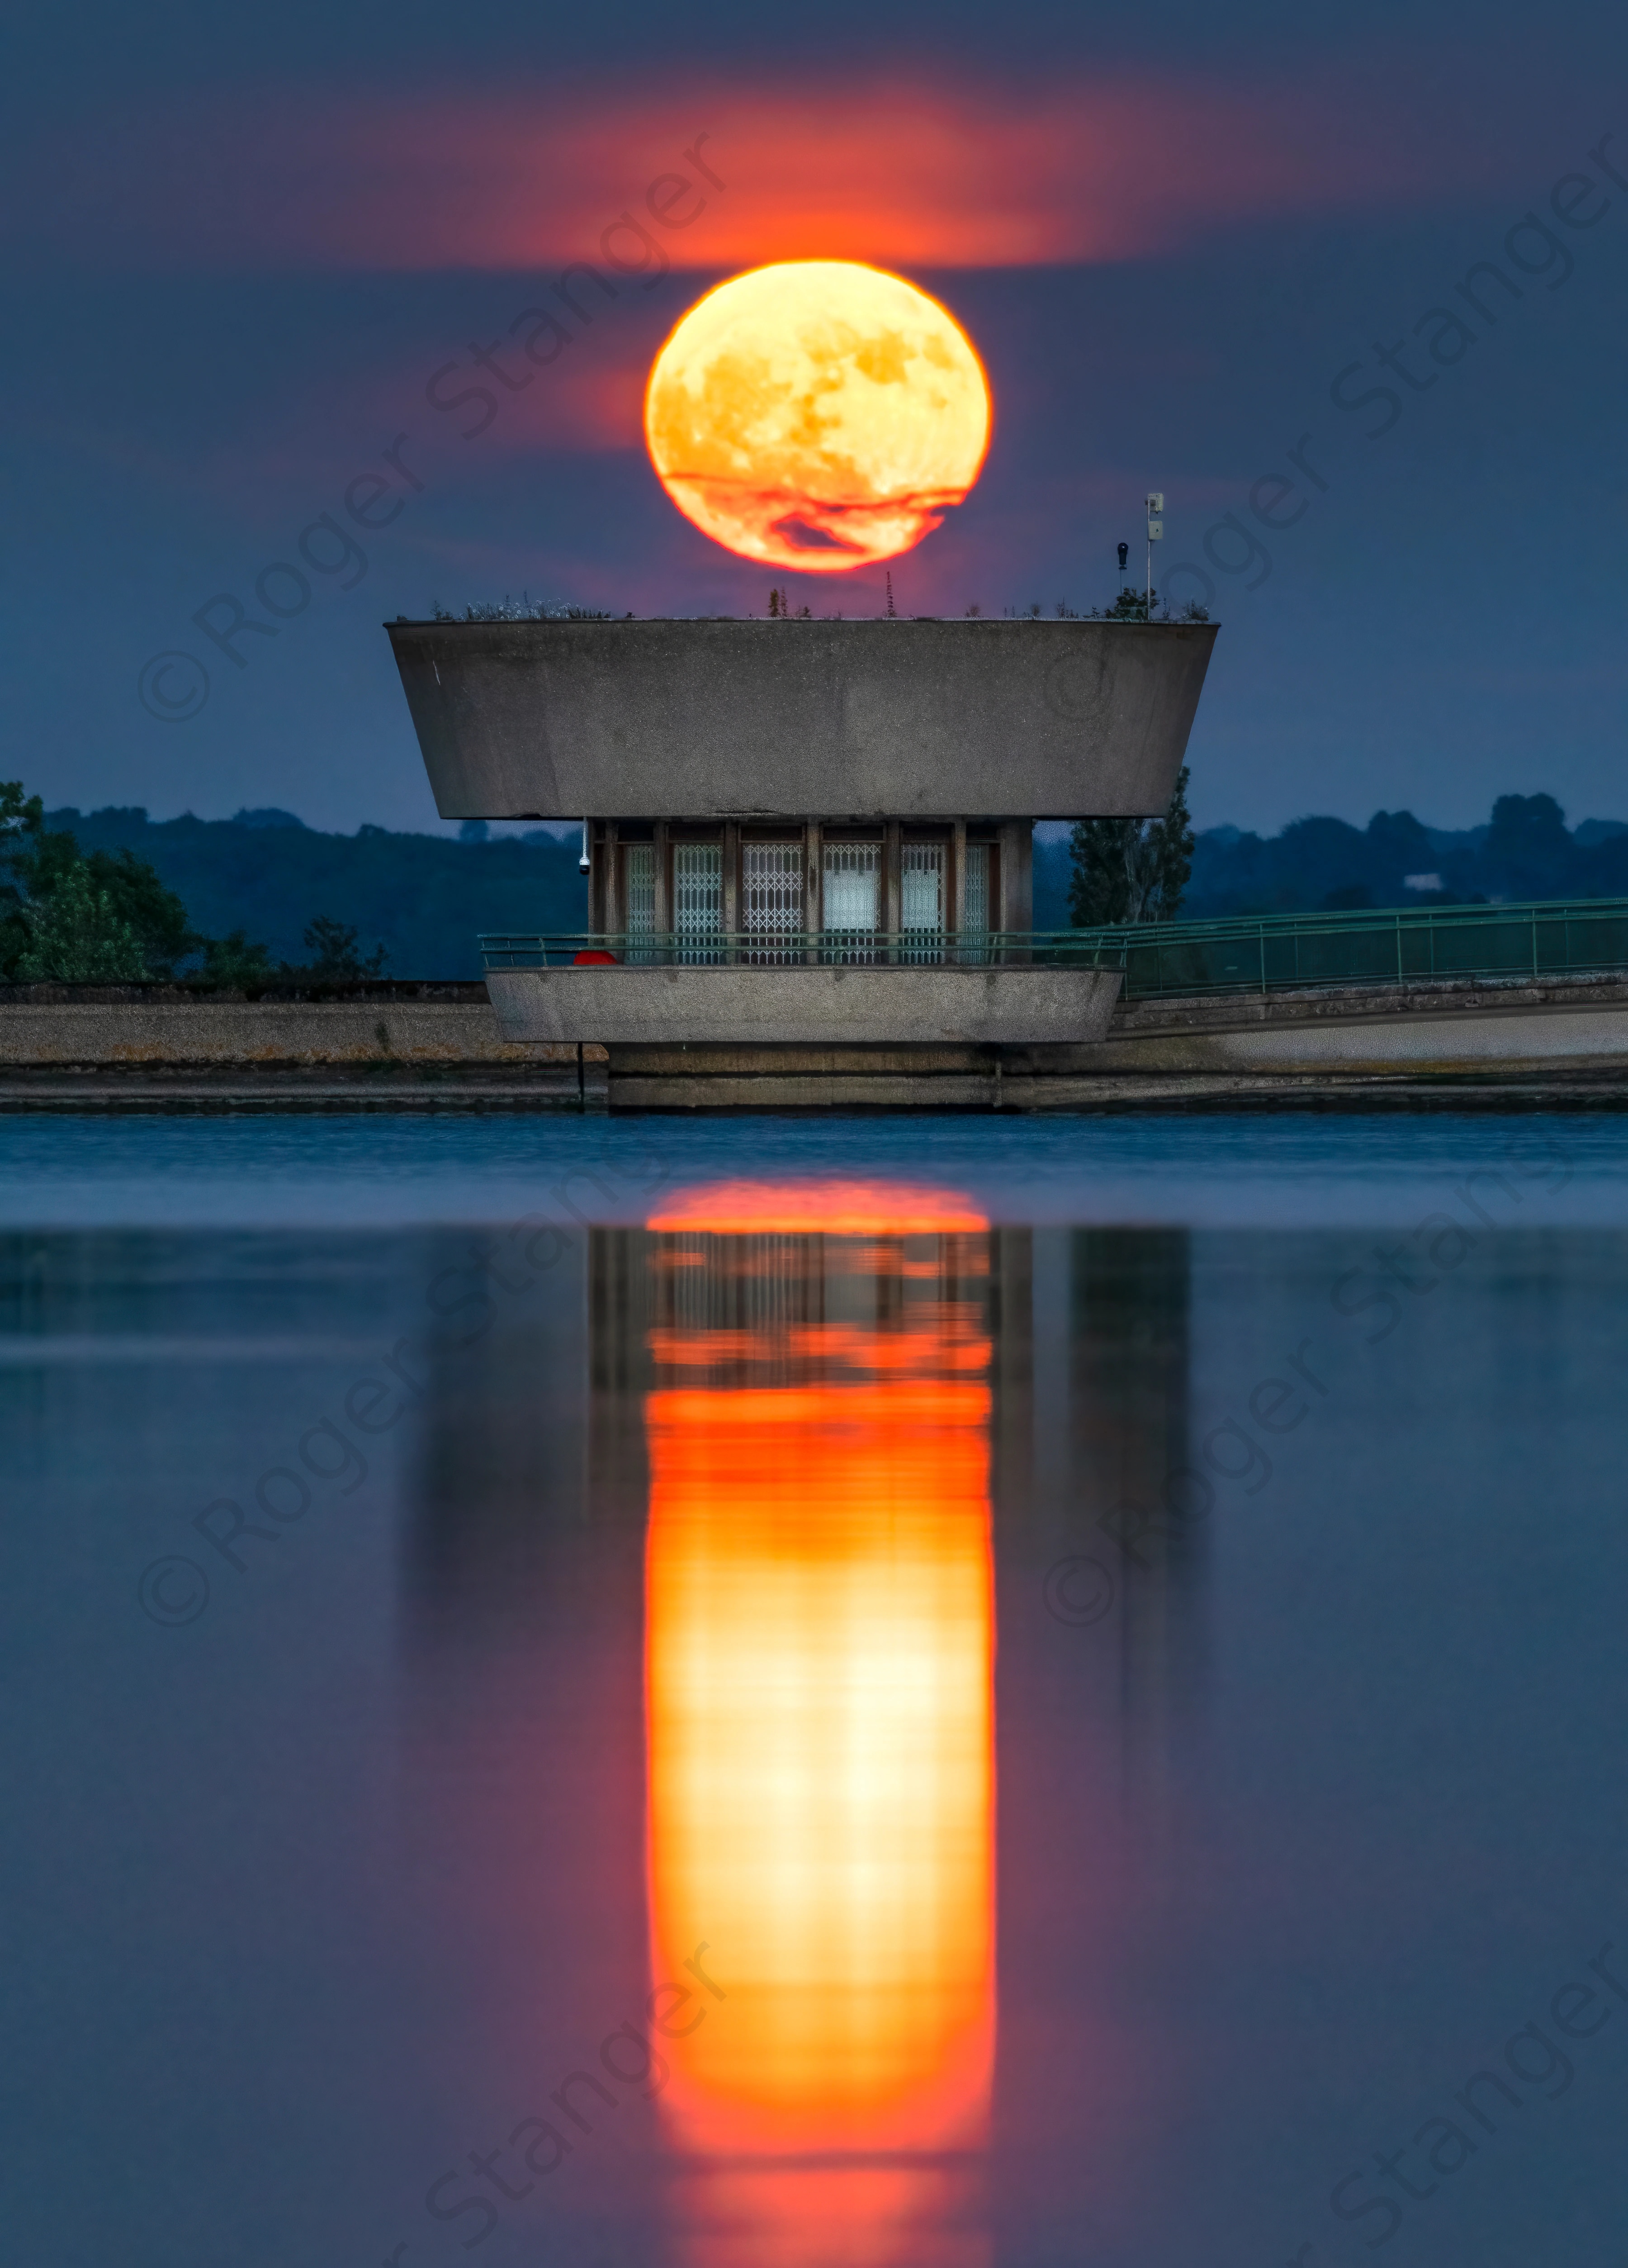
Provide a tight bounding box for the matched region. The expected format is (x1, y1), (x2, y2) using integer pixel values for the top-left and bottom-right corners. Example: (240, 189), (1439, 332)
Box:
(479, 931), (1125, 1047)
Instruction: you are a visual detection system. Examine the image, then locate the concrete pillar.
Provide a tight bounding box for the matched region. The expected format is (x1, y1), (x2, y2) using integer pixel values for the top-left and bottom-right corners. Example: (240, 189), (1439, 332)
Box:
(604, 820), (621, 939)
(722, 820), (740, 947)
(804, 819), (822, 958)
(1013, 821), (1034, 931)
(997, 821), (1033, 935)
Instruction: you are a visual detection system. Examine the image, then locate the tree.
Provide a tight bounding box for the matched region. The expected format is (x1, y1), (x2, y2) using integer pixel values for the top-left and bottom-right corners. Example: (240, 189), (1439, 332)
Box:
(14, 862), (150, 981)
(3, 790), (197, 979)
(294, 916), (388, 981)
(1069, 765), (1195, 928)
(1, 780), (44, 974)
(201, 930), (275, 989)
(2, 774), (278, 985)
(84, 846), (197, 973)
(1483, 792), (1575, 900)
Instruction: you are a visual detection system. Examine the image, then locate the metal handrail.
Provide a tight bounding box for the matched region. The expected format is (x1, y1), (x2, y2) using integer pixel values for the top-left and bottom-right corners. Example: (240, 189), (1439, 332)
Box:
(478, 930), (1092, 969)
(1066, 895), (1628, 999)
(480, 897), (1628, 999)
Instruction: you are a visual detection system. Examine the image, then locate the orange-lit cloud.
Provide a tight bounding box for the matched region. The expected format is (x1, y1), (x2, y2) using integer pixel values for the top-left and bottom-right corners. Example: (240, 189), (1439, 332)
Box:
(11, 71), (1495, 275)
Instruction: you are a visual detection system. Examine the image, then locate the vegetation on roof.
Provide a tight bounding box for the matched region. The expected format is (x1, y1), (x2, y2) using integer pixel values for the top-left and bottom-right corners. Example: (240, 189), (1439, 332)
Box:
(427, 593), (617, 622)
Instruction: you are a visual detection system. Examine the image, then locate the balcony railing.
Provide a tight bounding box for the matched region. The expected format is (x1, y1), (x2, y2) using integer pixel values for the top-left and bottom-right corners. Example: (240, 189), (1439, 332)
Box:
(482, 897), (1628, 998)
(480, 930), (1076, 969)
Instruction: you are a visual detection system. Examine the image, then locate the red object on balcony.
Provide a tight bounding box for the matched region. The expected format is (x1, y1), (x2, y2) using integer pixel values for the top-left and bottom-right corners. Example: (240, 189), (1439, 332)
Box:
(573, 948), (618, 965)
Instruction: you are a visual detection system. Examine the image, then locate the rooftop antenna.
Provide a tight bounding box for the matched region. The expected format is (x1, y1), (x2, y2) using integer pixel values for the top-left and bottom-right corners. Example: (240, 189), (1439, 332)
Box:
(1145, 493), (1164, 619)
(885, 570), (897, 620)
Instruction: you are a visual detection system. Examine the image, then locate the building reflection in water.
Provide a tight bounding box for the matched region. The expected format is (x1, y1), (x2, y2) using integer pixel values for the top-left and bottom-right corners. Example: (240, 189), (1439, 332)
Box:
(639, 1180), (996, 2268)
(403, 1186), (1199, 2267)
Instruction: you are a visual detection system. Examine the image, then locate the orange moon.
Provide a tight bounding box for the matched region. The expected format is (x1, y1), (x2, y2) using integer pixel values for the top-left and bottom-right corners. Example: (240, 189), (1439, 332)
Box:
(644, 261), (992, 574)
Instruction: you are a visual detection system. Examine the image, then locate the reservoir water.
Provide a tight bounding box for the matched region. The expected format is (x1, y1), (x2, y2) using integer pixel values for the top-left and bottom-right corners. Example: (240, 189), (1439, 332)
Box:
(4, 1113), (1626, 2268)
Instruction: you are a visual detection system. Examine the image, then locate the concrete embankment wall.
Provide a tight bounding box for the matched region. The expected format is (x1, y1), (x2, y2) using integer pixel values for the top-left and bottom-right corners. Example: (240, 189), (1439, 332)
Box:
(0, 982), (602, 1108)
(0, 982), (537, 1064)
(1084, 975), (1628, 1082)
(2, 976), (1625, 1110)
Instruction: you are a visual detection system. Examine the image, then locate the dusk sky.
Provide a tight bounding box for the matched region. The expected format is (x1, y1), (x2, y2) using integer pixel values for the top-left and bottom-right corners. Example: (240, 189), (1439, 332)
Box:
(6, 0), (1625, 836)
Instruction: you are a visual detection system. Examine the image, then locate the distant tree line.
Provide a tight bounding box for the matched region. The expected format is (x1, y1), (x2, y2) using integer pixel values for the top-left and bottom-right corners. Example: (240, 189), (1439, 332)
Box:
(1041, 792), (1628, 932)
(1, 783), (423, 985)
(11, 780), (1625, 976)
(1182, 793), (1628, 920)
(4, 793), (588, 983)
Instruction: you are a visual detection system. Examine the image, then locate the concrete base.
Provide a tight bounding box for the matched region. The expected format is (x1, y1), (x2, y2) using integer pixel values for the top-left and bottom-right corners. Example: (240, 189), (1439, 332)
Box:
(607, 1043), (1036, 1110)
(486, 965), (1124, 1047)
(607, 977), (1628, 1110)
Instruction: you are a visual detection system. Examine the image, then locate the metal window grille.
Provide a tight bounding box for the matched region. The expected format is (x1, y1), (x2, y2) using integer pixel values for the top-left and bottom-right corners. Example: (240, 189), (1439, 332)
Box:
(743, 840), (802, 963)
(961, 841), (990, 963)
(625, 842), (656, 961)
(673, 840), (723, 963)
(902, 840), (945, 963)
(822, 840), (881, 962)
(963, 842), (989, 933)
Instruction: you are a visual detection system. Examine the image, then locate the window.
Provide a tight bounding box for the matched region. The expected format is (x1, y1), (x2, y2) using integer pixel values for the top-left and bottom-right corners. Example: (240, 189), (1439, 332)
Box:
(674, 840), (722, 962)
(902, 841), (945, 963)
(743, 841), (802, 962)
(822, 841), (881, 961)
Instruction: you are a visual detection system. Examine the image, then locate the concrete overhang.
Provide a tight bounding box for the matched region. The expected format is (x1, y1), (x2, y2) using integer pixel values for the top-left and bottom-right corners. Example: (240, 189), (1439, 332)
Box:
(386, 617), (1218, 822)
(486, 963), (1124, 1047)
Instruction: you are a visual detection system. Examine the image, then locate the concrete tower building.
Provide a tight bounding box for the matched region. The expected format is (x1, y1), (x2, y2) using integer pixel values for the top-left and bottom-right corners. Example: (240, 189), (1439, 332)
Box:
(388, 613), (1216, 1105)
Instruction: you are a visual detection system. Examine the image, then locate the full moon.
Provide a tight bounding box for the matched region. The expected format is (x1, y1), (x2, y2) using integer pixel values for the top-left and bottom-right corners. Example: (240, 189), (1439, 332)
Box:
(644, 261), (992, 574)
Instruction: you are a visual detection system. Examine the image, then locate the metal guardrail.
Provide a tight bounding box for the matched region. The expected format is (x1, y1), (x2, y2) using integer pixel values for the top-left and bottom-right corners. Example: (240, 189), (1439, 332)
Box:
(479, 930), (1069, 969)
(481, 898), (1628, 999)
(1079, 897), (1628, 1000)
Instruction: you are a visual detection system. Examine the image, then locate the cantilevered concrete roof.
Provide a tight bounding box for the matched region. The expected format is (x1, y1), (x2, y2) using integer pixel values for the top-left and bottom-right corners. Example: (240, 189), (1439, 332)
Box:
(387, 615), (1217, 821)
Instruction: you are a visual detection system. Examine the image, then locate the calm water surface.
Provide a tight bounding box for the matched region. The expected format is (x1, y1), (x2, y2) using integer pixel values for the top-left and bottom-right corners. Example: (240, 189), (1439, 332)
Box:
(3, 1114), (1626, 2268)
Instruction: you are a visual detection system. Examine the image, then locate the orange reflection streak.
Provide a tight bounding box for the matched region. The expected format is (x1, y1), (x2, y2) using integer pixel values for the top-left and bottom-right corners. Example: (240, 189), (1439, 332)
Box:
(644, 1182), (995, 2268)
(648, 1180), (988, 1236)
